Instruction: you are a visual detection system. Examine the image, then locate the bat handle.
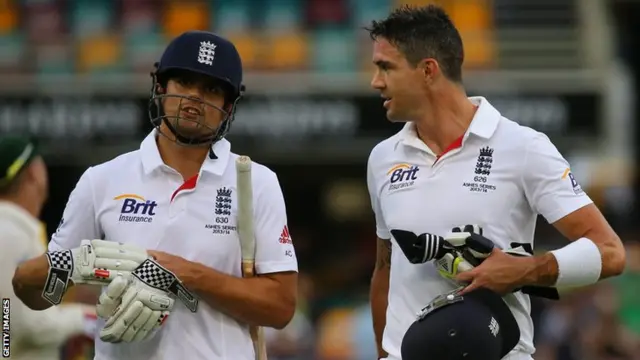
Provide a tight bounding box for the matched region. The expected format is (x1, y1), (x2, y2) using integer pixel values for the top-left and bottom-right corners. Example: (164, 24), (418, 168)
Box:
(255, 327), (268, 360)
(249, 325), (268, 360)
(242, 261), (255, 278)
(241, 261), (266, 359)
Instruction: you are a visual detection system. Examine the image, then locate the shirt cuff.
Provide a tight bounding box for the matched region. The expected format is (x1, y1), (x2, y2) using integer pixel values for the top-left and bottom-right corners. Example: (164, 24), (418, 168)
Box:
(543, 196), (593, 224)
(255, 260), (298, 275)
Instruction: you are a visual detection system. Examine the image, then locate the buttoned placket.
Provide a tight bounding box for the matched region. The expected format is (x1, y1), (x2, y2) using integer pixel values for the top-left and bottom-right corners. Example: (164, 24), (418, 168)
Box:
(399, 137), (466, 179)
(161, 167), (192, 218)
(150, 168), (199, 251)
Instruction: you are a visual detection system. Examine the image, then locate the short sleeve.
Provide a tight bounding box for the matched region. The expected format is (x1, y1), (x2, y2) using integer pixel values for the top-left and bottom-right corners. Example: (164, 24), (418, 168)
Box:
(367, 153), (390, 240)
(522, 133), (593, 224)
(253, 169), (298, 275)
(48, 168), (103, 252)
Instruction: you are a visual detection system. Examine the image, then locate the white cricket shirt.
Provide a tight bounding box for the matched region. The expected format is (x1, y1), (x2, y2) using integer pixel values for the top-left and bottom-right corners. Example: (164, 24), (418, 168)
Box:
(49, 130), (298, 360)
(367, 97), (592, 359)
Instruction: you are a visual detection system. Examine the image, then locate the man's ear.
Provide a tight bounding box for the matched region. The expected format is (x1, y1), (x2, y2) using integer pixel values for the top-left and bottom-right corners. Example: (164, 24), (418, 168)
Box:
(418, 58), (440, 83)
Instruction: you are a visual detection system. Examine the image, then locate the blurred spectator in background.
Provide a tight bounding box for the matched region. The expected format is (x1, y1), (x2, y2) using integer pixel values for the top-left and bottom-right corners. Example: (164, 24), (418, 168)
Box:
(314, 296), (377, 360)
(579, 282), (637, 360)
(0, 136), (96, 360)
(612, 241), (640, 339)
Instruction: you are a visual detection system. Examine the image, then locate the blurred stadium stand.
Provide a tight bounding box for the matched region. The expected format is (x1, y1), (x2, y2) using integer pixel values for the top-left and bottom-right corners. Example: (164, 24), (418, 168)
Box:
(0, 0), (630, 209)
(0, 0), (607, 81)
(1, 1), (639, 359)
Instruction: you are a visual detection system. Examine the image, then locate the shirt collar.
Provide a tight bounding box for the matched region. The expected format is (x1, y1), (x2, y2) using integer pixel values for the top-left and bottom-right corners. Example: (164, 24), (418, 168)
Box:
(140, 130), (231, 177)
(397, 96), (501, 148)
(466, 96), (501, 139)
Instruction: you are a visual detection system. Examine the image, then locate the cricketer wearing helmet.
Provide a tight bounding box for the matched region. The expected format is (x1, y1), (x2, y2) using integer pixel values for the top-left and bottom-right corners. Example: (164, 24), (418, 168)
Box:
(148, 30), (244, 151)
(12, 31), (298, 360)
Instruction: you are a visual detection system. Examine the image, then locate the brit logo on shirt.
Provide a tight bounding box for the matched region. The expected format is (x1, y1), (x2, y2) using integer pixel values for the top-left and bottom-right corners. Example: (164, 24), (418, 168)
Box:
(205, 187), (237, 235)
(463, 147), (497, 193)
(562, 168), (584, 195)
(387, 163), (420, 191)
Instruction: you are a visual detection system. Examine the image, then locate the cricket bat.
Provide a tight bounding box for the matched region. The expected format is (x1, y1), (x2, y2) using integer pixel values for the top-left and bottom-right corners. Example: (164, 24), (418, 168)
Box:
(236, 155), (268, 360)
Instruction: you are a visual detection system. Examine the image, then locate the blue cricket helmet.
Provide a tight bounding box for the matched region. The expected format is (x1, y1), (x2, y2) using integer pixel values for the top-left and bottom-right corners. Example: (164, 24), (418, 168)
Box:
(148, 31), (245, 148)
(401, 288), (520, 360)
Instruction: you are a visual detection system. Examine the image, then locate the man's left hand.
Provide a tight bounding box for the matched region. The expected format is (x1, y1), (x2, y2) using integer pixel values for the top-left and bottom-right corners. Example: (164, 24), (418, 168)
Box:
(455, 249), (533, 295)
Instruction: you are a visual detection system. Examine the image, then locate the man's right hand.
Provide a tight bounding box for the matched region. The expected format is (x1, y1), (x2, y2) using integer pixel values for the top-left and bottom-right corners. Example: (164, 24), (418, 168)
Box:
(434, 226), (560, 299)
(43, 240), (150, 305)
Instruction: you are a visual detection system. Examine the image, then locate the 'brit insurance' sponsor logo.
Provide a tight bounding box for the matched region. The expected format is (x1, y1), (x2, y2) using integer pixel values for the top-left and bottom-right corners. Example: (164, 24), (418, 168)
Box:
(114, 194), (158, 223)
(387, 163), (420, 191)
(562, 168), (584, 195)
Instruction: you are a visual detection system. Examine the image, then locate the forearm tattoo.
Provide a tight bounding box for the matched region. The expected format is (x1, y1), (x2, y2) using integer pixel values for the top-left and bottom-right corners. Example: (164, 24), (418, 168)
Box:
(375, 239), (392, 269)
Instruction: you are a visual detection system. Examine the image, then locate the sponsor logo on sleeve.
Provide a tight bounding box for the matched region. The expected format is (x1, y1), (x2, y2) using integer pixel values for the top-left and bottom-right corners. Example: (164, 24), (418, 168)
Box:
(562, 168), (584, 195)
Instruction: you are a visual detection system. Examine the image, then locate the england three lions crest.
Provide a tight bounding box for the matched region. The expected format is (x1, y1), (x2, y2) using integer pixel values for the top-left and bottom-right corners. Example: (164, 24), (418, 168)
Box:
(463, 147), (497, 193)
(475, 147), (493, 176)
(205, 187), (237, 235)
(215, 187), (232, 216)
(197, 41), (216, 66)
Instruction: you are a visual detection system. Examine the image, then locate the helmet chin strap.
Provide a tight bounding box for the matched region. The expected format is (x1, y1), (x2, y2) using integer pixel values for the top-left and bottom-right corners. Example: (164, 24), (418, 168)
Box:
(148, 69), (242, 155)
(161, 117), (215, 146)
(160, 118), (221, 160)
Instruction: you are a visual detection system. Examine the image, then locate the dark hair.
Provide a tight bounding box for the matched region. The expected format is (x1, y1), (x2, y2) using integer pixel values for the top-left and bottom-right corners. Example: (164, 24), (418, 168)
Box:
(365, 5), (464, 82)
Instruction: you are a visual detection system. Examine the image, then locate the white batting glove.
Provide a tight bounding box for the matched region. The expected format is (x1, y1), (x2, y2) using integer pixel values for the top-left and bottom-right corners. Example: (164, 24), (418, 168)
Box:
(129, 259), (199, 313)
(43, 240), (150, 305)
(441, 225), (487, 252)
(435, 252), (475, 282)
(97, 274), (173, 343)
(435, 225), (490, 282)
(435, 224), (528, 280)
(434, 227), (561, 299)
